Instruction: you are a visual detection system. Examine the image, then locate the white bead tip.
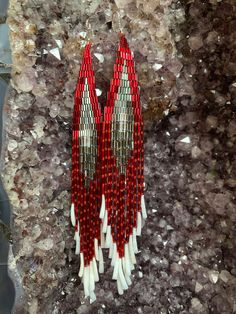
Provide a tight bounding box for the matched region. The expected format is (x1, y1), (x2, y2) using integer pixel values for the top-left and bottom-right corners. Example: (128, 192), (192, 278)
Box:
(89, 262), (95, 292)
(79, 253), (84, 277)
(118, 262), (128, 290)
(92, 258), (99, 282)
(109, 241), (114, 259)
(105, 225), (112, 248)
(111, 243), (117, 266)
(98, 247), (104, 273)
(137, 211), (142, 236)
(132, 228), (138, 253)
(141, 195), (147, 219)
(112, 255), (120, 280)
(122, 257), (132, 286)
(102, 210), (108, 233)
(94, 238), (99, 261)
(75, 232), (80, 255)
(99, 194), (106, 219)
(70, 203), (76, 226)
(83, 266), (89, 297)
(128, 236), (136, 264)
(100, 230), (105, 248)
(117, 277), (124, 295)
(124, 244), (131, 276)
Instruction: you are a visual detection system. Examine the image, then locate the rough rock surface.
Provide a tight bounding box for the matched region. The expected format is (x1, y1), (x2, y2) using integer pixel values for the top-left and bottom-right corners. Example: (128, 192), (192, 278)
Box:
(2, 0), (236, 313)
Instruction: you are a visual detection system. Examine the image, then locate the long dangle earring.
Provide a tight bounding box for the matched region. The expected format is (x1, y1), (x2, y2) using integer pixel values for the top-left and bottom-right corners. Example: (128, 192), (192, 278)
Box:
(70, 43), (103, 302)
(100, 34), (147, 294)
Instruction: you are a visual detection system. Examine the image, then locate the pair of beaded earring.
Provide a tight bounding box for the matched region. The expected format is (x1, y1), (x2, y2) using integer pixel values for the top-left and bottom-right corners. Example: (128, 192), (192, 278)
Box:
(70, 34), (147, 302)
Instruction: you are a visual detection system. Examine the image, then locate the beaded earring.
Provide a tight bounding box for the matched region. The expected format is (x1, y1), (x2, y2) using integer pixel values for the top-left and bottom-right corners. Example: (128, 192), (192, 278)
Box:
(70, 43), (103, 302)
(100, 34), (146, 295)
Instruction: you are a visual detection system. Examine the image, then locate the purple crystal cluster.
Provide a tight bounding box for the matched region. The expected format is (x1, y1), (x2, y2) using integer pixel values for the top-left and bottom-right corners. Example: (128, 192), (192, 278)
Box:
(2, 0), (236, 313)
